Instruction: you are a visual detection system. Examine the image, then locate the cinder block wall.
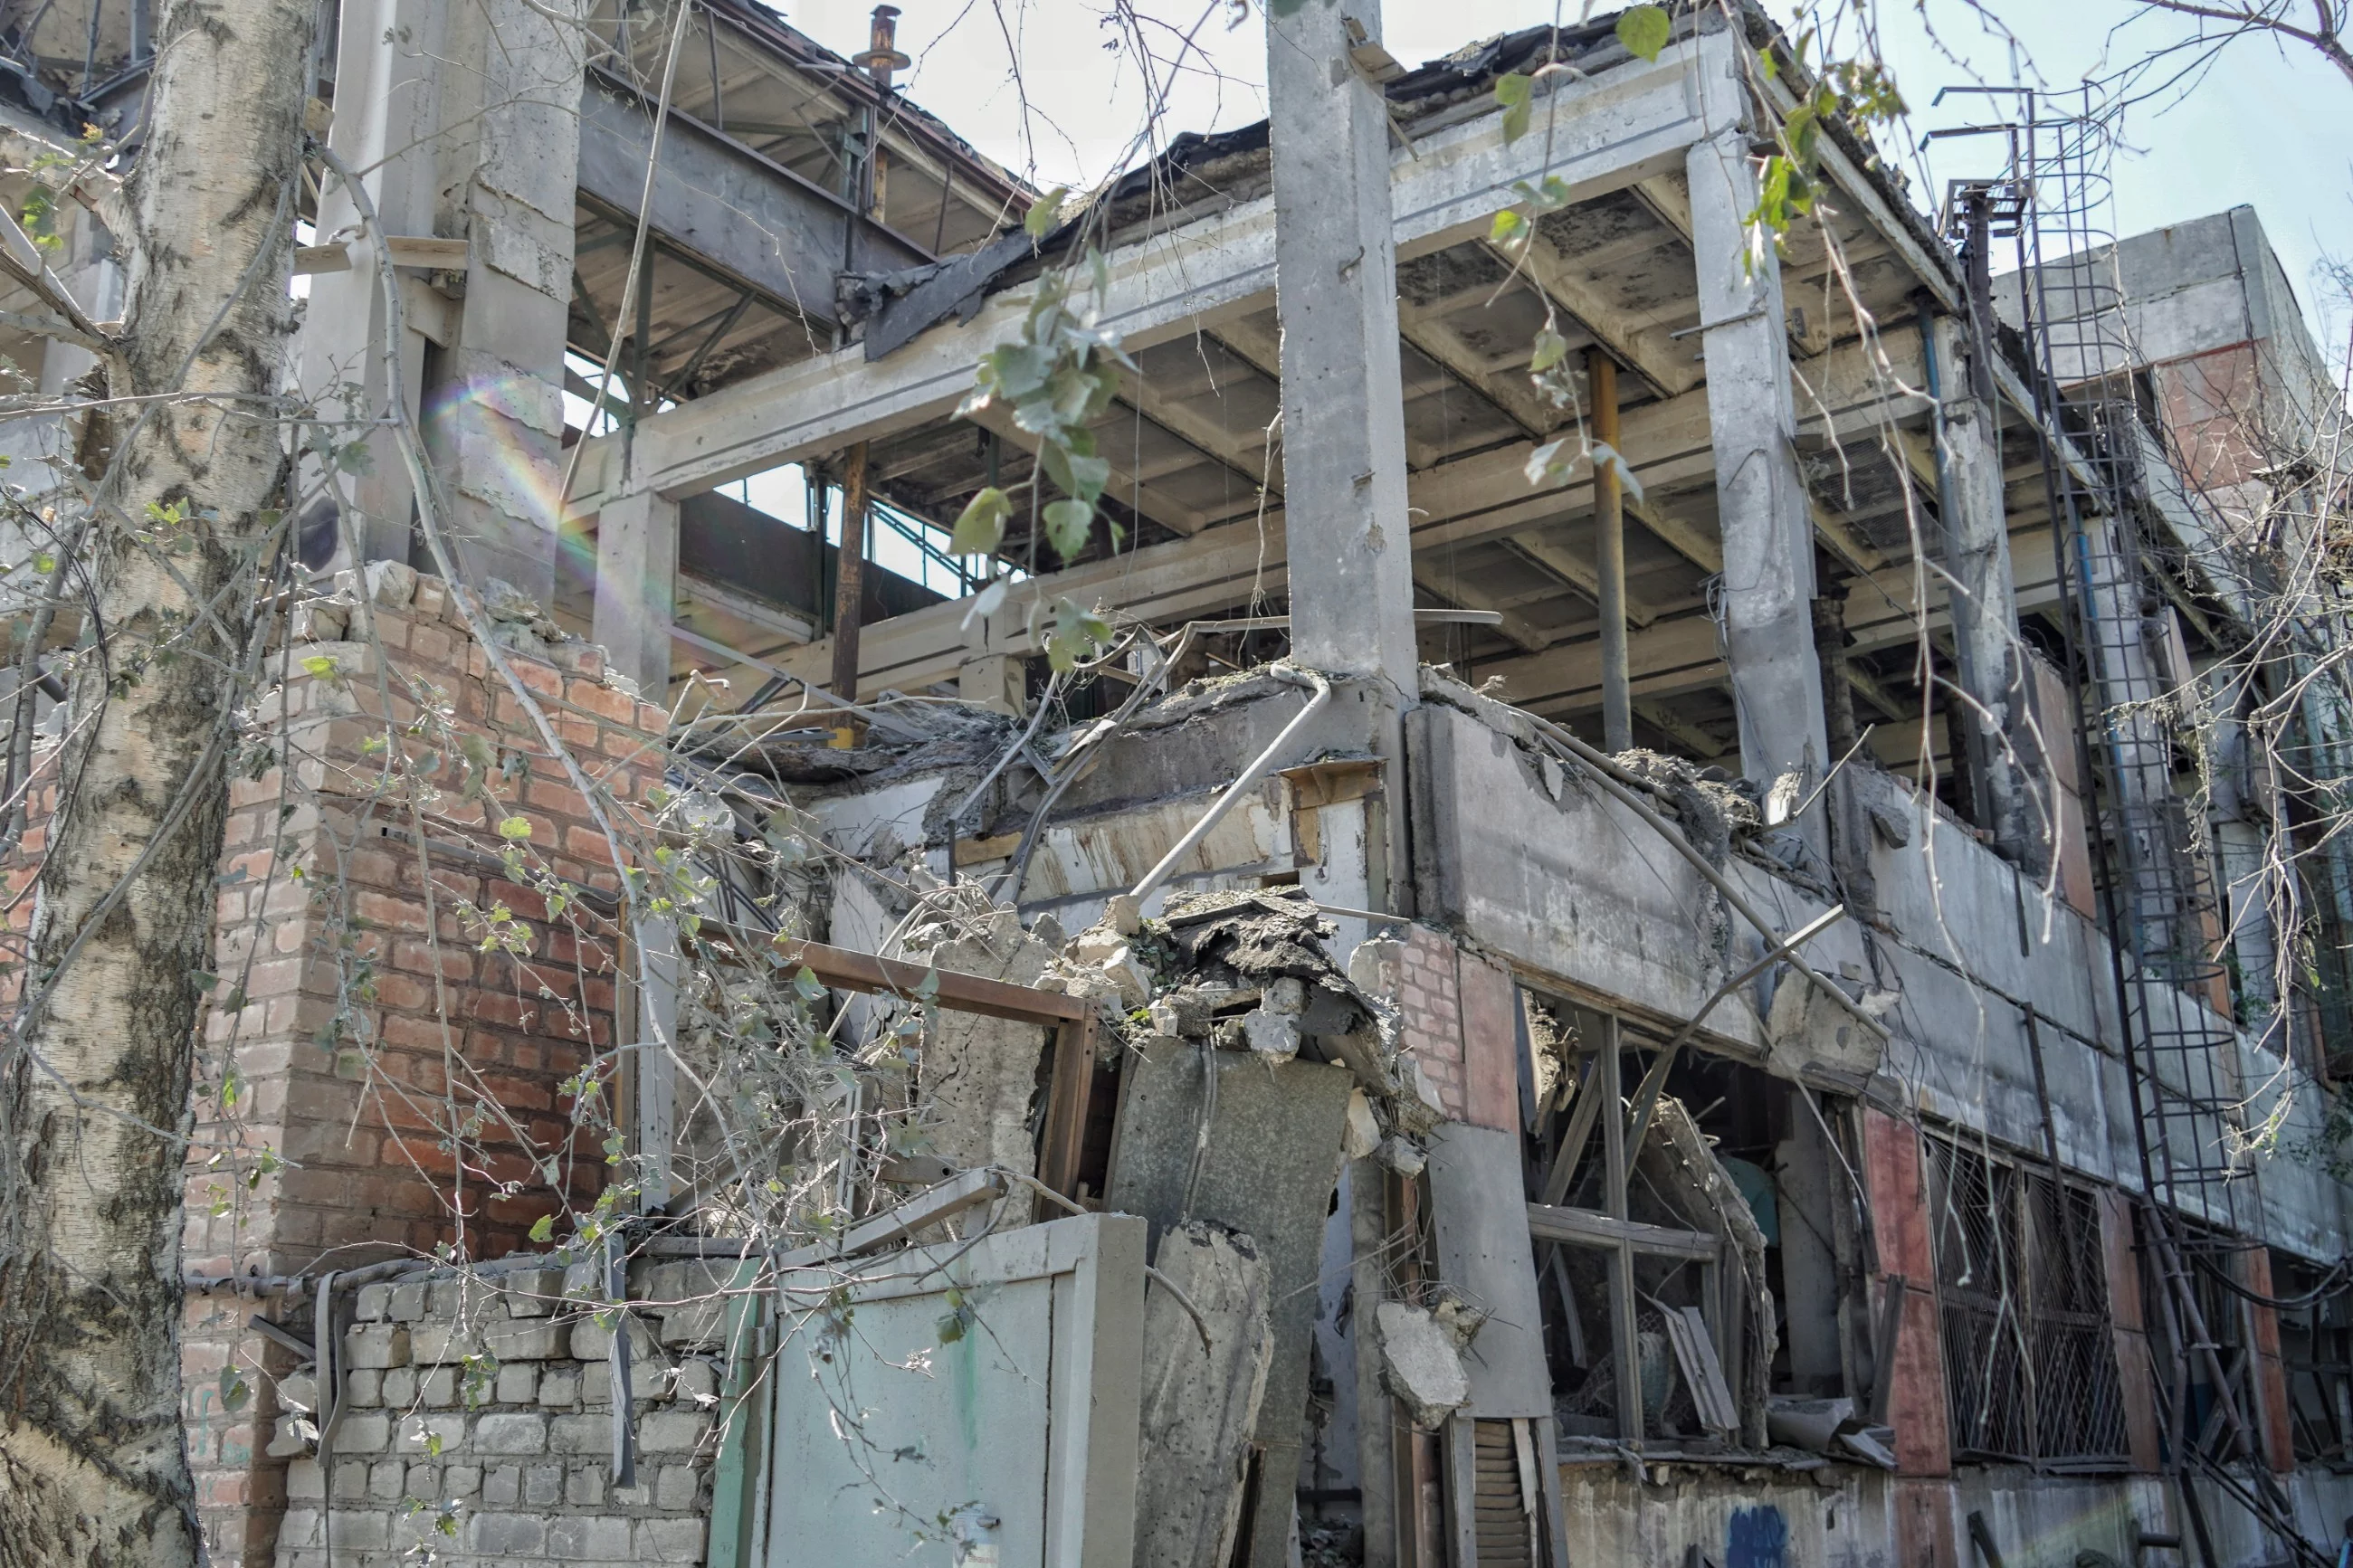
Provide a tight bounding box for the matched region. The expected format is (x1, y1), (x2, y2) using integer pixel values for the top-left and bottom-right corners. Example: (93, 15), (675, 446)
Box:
(273, 1261), (722, 1567)
(181, 570), (670, 1565)
(0, 568), (669, 1567)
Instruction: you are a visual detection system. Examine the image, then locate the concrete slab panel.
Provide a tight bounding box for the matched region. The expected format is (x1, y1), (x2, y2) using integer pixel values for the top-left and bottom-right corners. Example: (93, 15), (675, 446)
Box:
(1104, 1040), (1356, 1566)
(1425, 1123), (1553, 1419)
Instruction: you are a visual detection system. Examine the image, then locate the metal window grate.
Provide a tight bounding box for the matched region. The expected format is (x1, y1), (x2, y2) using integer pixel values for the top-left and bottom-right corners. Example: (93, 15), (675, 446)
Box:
(1925, 1133), (2131, 1465)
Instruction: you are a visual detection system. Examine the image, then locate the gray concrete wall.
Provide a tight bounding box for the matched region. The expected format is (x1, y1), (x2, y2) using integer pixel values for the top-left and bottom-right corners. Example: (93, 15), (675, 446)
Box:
(1406, 693), (2353, 1259)
(272, 1261), (723, 1568)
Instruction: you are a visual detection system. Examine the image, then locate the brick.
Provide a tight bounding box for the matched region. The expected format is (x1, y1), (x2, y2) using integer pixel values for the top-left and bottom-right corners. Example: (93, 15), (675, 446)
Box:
(538, 1366), (582, 1408)
(550, 1412), (606, 1453)
(672, 1359), (718, 1404)
(493, 1364), (538, 1403)
(564, 1464), (607, 1507)
(280, 1506), (322, 1548)
(481, 1462), (520, 1506)
(638, 1517), (707, 1563)
(403, 1412), (465, 1456)
(367, 1459), (405, 1500)
(636, 1411), (710, 1454)
(331, 1459), (368, 1501)
(482, 1316), (567, 1363)
(523, 1461), (563, 1506)
(355, 1283), (393, 1322)
(468, 1512), (548, 1554)
(656, 1299), (728, 1349)
(654, 1461), (700, 1510)
(443, 1463), (480, 1497)
(285, 1459), (325, 1500)
(408, 1323), (479, 1364)
(502, 1267), (567, 1317)
(387, 1280), (429, 1321)
(336, 1411), (391, 1453)
(548, 1513), (634, 1561)
(473, 1411), (548, 1455)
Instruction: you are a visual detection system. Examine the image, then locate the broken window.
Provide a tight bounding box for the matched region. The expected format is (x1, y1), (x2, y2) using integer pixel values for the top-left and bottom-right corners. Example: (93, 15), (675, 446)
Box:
(1923, 1131), (2131, 1465)
(1519, 993), (1777, 1448)
(2274, 1253), (2353, 1465)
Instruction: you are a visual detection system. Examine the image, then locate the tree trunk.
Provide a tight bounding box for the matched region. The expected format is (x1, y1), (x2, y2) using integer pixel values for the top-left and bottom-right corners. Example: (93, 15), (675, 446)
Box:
(0, 0), (315, 1554)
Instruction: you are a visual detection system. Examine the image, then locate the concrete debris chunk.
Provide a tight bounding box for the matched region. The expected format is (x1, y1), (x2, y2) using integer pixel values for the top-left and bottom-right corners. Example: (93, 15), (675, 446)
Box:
(893, 914), (1063, 1224)
(1376, 1134), (1425, 1176)
(1340, 1089), (1381, 1161)
(363, 558), (417, 608)
(1262, 976), (1307, 1015)
(1100, 944), (1153, 1009)
(1375, 1302), (1470, 1429)
(1104, 892), (1143, 936)
(1134, 1223), (1274, 1568)
(1239, 1006), (1299, 1061)
(1072, 927), (1128, 966)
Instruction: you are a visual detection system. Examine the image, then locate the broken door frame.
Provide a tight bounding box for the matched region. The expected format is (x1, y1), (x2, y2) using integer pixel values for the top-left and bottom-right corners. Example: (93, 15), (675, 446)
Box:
(772, 937), (1105, 1196)
(1525, 1004), (1745, 1445)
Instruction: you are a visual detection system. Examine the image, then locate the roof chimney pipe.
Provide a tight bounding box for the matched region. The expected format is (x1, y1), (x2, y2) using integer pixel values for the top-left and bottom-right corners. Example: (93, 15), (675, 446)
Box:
(856, 5), (910, 91)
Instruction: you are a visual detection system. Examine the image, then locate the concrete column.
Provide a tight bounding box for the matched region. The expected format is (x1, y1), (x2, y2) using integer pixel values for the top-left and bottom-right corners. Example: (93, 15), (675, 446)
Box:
(298, 0), (584, 602)
(1264, 0), (1417, 693)
(1929, 312), (2032, 862)
(1684, 128), (1829, 817)
(591, 490), (678, 699)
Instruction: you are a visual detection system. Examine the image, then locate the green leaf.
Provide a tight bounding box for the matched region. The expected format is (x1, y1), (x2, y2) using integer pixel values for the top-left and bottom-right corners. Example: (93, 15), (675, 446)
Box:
(1592, 441), (1648, 504)
(497, 816), (532, 841)
(949, 487), (1014, 557)
(1024, 186), (1068, 239)
(1615, 5), (1671, 62)
(1494, 71), (1533, 145)
(1529, 328), (1569, 375)
(983, 342), (1053, 401)
(1042, 499), (1094, 562)
(300, 655), (339, 679)
(529, 1213), (556, 1244)
(936, 1311), (966, 1344)
(1489, 209), (1527, 247)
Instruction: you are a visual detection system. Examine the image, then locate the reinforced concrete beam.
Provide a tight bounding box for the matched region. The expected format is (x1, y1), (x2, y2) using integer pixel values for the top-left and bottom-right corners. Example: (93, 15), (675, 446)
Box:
(567, 33), (1731, 508)
(576, 67), (929, 326)
(765, 330), (1937, 697)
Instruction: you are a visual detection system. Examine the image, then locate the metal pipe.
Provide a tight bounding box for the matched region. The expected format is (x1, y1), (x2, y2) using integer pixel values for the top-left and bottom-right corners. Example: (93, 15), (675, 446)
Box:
(1129, 666), (1330, 906)
(829, 442), (871, 712)
(1590, 349), (1631, 754)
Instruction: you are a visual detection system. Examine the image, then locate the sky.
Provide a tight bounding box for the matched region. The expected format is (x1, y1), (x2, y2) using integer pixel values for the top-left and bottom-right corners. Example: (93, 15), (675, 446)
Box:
(770, 0), (2353, 356)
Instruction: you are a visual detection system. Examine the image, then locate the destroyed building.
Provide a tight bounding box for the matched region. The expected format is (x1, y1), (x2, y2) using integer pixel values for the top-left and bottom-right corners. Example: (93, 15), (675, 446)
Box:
(3, 0), (2353, 1565)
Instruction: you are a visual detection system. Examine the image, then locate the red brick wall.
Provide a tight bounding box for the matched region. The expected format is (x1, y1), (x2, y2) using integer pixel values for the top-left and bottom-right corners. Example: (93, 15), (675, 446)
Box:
(1391, 925), (1519, 1132)
(2243, 1247), (2296, 1474)
(1861, 1107), (1953, 1478)
(2098, 1188), (2164, 1472)
(5, 573), (666, 1567)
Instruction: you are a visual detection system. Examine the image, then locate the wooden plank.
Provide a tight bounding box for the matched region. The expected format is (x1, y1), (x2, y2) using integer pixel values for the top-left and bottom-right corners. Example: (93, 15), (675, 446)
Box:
(1525, 1202), (1720, 1262)
(1035, 1013), (1100, 1199)
(771, 1168), (1006, 1269)
(1653, 1301), (1738, 1439)
(773, 936), (1090, 1022)
(384, 235), (469, 270)
(1597, 1019), (1643, 1445)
